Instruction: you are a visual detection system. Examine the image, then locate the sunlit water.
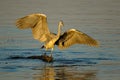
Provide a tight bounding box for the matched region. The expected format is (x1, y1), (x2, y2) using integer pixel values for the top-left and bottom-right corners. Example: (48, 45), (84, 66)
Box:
(0, 0), (120, 80)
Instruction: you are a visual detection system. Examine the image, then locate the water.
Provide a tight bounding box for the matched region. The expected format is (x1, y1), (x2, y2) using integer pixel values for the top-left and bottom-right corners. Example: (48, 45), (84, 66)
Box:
(0, 0), (120, 80)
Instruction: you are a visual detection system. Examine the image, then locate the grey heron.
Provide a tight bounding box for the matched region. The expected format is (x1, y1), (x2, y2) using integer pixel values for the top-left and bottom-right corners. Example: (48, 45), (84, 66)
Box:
(16, 13), (99, 57)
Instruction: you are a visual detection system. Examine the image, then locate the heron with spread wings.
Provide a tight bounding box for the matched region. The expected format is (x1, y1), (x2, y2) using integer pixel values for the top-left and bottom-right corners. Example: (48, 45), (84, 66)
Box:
(16, 13), (99, 57)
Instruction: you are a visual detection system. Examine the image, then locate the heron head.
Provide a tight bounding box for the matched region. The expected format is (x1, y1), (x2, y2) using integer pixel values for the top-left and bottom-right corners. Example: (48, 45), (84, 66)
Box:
(59, 20), (64, 27)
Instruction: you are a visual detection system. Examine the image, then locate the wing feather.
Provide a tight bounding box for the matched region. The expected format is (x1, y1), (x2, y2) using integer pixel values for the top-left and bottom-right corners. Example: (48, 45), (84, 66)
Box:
(56, 29), (99, 49)
(16, 13), (53, 42)
(16, 14), (41, 29)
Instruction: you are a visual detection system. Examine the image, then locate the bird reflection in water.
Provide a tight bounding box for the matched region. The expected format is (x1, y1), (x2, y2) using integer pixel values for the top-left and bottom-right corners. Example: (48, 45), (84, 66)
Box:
(34, 64), (97, 80)
(34, 63), (55, 80)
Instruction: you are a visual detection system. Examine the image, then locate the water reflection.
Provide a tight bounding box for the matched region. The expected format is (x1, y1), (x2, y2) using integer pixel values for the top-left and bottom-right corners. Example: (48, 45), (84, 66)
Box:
(34, 63), (55, 80)
(34, 63), (97, 80)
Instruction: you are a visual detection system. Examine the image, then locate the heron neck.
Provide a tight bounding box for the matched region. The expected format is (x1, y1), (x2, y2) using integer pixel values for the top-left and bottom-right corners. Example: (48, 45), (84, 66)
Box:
(57, 24), (61, 37)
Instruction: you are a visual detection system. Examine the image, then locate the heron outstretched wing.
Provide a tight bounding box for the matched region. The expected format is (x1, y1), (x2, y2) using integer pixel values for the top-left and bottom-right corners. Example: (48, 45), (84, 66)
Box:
(16, 13), (54, 42)
(56, 29), (99, 49)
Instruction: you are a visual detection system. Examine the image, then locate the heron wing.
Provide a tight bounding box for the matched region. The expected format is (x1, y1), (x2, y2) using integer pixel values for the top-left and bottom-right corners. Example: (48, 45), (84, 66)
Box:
(56, 29), (99, 49)
(16, 13), (52, 42)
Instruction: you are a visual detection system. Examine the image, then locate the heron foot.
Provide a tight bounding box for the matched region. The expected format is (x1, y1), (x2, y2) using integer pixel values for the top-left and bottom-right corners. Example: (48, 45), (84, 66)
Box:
(41, 53), (53, 62)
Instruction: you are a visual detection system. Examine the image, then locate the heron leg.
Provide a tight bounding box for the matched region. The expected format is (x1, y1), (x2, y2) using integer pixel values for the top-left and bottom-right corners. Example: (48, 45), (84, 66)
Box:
(50, 48), (53, 57)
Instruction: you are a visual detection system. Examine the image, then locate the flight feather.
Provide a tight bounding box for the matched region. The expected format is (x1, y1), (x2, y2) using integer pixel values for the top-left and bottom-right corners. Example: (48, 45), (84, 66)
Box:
(56, 29), (99, 49)
(16, 13), (53, 42)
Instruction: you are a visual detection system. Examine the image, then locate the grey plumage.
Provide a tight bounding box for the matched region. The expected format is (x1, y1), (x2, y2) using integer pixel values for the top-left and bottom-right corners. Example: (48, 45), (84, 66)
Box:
(16, 13), (99, 51)
(56, 29), (99, 49)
